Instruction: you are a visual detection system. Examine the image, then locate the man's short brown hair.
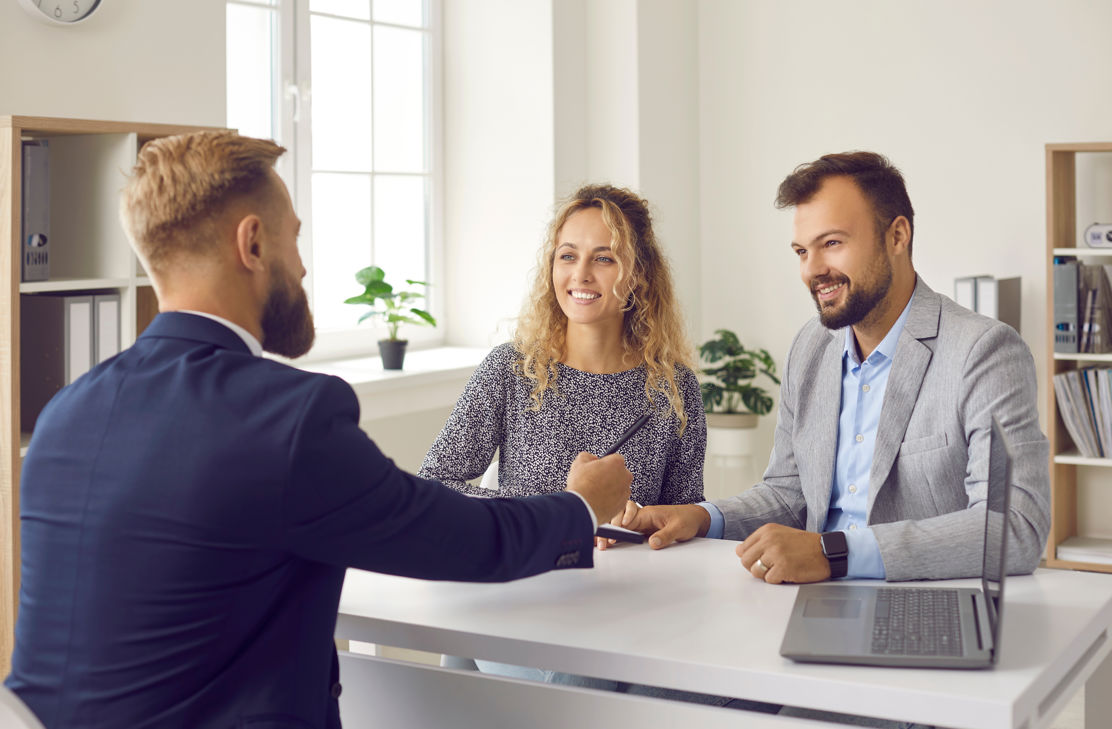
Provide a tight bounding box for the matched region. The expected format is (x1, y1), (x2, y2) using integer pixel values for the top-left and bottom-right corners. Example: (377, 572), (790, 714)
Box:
(120, 131), (286, 273)
(775, 151), (915, 253)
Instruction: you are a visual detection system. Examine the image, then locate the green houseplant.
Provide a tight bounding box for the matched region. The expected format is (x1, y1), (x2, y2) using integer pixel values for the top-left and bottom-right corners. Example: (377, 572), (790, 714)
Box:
(698, 328), (780, 428)
(344, 265), (437, 370)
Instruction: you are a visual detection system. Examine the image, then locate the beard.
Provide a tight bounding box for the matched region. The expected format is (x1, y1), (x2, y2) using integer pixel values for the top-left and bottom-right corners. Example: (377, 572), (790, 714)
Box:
(260, 263), (316, 358)
(811, 252), (893, 331)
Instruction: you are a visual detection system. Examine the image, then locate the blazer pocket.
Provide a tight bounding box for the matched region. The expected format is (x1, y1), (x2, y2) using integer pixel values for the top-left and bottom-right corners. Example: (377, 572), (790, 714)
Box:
(899, 433), (949, 456)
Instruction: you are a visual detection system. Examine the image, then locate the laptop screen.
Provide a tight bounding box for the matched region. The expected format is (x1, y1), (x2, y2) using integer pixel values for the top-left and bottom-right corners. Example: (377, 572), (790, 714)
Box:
(981, 416), (1014, 645)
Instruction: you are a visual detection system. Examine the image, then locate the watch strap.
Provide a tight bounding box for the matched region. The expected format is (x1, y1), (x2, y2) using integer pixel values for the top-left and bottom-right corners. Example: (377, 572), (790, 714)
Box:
(820, 530), (849, 579)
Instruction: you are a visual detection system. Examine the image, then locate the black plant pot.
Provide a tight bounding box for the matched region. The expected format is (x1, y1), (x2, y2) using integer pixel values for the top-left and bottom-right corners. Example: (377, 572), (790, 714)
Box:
(378, 339), (408, 370)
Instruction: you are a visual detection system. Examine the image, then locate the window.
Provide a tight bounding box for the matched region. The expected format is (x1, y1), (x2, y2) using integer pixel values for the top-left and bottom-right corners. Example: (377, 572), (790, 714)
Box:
(227, 0), (441, 359)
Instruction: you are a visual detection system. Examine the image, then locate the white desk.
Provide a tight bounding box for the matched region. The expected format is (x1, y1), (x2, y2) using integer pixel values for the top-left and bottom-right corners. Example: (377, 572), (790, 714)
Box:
(336, 538), (1112, 729)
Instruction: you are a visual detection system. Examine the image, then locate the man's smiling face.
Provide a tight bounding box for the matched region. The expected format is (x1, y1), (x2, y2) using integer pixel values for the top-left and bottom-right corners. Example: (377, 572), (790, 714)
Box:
(791, 175), (894, 331)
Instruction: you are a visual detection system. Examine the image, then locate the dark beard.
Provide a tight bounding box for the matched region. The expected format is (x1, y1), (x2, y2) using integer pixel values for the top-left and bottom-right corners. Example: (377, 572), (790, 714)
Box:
(261, 267), (316, 358)
(812, 258), (893, 331)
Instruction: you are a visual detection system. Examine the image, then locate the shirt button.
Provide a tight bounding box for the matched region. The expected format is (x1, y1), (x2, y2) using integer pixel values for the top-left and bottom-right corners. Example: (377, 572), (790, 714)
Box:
(862, 384), (870, 392)
(848, 484), (857, 494)
(855, 434), (864, 443)
(331, 682), (343, 698)
(850, 524), (858, 531)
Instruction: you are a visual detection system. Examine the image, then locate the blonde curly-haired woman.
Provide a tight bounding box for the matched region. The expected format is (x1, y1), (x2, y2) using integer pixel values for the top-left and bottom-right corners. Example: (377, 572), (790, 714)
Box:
(420, 183), (706, 524)
(418, 185), (778, 713)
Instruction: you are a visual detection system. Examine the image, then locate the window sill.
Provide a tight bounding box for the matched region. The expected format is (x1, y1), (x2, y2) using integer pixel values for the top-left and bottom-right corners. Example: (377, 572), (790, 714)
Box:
(297, 346), (488, 421)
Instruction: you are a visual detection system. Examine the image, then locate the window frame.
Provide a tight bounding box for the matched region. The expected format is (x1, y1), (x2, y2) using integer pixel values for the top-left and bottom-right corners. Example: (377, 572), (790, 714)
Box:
(229, 0), (445, 362)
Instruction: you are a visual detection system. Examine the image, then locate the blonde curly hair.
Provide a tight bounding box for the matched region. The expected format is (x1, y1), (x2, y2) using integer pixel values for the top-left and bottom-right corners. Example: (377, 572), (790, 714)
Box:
(514, 184), (695, 433)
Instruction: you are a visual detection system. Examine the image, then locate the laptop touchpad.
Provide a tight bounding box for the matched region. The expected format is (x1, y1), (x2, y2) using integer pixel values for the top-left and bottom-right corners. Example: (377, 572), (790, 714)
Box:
(803, 598), (862, 619)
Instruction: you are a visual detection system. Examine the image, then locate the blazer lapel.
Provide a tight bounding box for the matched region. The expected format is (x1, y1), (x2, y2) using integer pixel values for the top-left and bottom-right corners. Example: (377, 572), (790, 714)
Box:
(867, 277), (938, 515)
(804, 329), (845, 532)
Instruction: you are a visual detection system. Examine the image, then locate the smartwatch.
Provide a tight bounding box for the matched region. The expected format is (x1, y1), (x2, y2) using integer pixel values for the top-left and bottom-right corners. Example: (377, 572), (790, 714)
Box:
(820, 530), (849, 579)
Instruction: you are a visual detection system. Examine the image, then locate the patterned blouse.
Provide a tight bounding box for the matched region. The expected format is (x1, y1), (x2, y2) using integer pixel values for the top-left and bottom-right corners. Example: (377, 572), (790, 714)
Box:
(419, 343), (706, 505)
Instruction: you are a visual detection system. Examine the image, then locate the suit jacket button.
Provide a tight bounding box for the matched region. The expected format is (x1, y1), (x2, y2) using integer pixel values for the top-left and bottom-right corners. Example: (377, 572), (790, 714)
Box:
(331, 682), (343, 699)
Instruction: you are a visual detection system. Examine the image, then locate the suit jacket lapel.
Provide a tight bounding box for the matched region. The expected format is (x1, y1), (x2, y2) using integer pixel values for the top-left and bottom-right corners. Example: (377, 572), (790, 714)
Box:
(805, 328), (845, 531)
(867, 277), (938, 516)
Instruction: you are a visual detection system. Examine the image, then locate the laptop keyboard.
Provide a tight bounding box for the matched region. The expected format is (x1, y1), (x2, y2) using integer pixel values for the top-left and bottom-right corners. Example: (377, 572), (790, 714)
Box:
(871, 588), (963, 656)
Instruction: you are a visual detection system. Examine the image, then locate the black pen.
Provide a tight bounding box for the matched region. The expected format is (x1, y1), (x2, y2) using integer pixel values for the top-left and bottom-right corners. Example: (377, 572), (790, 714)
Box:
(594, 413), (651, 544)
(602, 413), (651, 457)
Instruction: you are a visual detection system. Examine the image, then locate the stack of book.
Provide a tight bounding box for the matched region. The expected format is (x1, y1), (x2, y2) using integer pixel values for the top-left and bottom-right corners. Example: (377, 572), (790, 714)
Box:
(1052, 259), (1112, 354)
(1053, 368), (1112, 458)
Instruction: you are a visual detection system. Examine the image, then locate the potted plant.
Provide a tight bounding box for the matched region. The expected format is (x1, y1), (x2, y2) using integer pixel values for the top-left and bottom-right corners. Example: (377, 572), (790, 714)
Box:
(344, 265), (436, 370)
(699, 328), (780, 428)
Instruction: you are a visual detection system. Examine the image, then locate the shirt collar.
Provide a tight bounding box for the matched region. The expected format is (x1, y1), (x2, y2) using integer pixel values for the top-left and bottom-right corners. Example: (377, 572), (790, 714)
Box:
(841, 292), (915, 367)
(179, 310), (263, 357)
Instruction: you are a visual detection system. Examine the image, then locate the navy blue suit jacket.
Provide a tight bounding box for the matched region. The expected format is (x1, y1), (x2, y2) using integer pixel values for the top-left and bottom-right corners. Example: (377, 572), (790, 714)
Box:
(5, 313), (595, 728)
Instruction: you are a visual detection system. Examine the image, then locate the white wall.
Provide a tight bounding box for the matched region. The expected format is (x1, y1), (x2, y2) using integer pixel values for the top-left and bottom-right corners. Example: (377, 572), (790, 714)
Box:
(552, 0), (702, 337)
(0, 0), (225, 125)
(441, 0), (556, 348)
(637, 0), (701, 337)
(697, 0), (1112, 484)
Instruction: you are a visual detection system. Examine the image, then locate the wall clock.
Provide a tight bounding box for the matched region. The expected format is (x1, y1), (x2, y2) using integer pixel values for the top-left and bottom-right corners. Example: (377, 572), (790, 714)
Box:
(17, 0), (102, 25)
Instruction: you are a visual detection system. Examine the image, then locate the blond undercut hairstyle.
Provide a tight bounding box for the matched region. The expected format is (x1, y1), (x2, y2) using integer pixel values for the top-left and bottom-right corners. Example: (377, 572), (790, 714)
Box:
(514, 184), (695, 433)
(119, 131), (286, 274)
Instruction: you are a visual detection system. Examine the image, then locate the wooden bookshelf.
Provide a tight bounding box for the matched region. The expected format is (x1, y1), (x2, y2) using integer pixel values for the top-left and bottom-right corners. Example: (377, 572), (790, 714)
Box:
(0, 116), (222, 676)
(1045, 142), (1112, 574)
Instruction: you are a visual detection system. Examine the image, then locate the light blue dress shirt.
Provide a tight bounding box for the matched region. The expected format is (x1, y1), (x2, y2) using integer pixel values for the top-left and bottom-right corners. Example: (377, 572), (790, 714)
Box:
(701, 298), (914, 579)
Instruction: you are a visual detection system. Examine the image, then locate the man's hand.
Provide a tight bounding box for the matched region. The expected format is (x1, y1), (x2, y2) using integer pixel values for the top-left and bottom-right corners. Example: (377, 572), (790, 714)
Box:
(597, 501), (640, 550)
(565, 452), (632, 526)
(622, 504), (711, 549)
(736, 523), (831, 584)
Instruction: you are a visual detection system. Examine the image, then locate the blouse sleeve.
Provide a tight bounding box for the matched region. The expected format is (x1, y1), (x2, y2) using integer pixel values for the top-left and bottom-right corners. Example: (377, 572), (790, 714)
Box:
(417, 344), (512, 496)
(657, 366), (707, 504)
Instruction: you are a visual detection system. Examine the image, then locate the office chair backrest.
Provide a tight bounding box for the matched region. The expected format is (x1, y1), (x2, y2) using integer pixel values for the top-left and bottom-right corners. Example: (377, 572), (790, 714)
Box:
(479, 461), (499, 491)
(0, 686), (46, 729)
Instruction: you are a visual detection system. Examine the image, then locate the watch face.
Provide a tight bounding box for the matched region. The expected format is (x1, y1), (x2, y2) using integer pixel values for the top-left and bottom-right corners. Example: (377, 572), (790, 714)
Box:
(21, 0), (102, 24)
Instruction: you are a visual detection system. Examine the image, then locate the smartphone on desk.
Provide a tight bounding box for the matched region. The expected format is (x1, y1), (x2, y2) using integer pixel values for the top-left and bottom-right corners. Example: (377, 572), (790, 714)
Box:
(596, 523), (646, 544)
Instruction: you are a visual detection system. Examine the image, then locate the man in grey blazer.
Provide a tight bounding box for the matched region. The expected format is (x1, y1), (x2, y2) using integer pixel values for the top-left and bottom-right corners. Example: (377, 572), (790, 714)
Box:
(628, 151), (1050, 584)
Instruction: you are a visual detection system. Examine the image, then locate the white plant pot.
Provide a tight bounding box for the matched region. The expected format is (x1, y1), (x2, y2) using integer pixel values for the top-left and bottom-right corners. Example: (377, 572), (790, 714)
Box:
(704, 412), (759, 501)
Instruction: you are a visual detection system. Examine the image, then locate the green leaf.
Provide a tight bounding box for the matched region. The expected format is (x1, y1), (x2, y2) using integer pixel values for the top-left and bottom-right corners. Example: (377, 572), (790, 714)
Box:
(700, 382), (724, 412)
(365, 281), (394, 298)
(355, 266), (386, 286)
(411, 308), (437, 326)
(740, 387), (774, 416)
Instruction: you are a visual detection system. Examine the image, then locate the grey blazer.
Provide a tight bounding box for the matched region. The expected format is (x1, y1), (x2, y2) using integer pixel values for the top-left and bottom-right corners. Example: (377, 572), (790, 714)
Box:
(713, 278), (1050, 581)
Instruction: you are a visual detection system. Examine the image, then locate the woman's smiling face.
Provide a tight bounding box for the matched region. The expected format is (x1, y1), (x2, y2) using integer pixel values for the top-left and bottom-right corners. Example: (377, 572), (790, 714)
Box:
(552, 207), (627, 329)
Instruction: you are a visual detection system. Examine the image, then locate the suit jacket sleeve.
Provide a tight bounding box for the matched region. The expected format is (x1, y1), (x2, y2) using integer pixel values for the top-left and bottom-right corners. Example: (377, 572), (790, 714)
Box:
(871, 323), (1050, 581)
(281, 375), (595, 581)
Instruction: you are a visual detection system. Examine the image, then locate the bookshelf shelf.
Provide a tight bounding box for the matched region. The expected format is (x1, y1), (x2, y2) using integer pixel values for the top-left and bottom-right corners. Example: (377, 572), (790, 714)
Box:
(1046, 141), (1112, 574)
(1052, 451), (1112, 467)
(19, 277), (131, 293)
(1052, 247), (1112, 257)
(1, 116), (222, 677)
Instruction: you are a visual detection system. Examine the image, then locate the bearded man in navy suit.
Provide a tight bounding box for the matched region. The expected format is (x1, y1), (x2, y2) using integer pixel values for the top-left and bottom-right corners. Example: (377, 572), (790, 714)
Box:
(4, 131), (633, 729)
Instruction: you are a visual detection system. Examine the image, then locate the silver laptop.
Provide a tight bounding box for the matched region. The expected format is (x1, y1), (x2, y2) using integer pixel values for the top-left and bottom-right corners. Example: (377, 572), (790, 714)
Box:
(779, 416), (1012, 669)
